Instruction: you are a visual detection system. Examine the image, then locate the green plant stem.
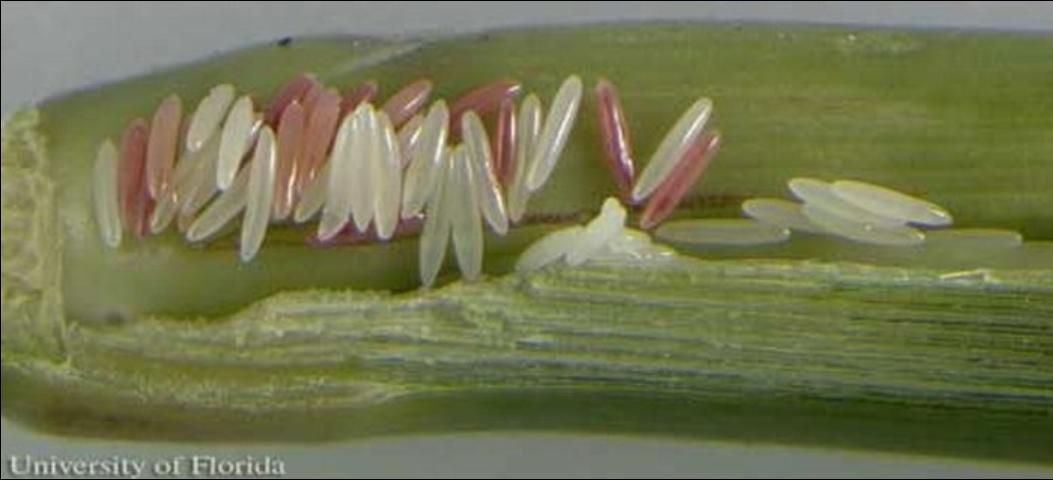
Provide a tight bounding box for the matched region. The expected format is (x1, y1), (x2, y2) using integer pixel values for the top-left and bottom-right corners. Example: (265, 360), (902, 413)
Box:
(5, 258), (1053, 462)
(2, 23), (1051, 462)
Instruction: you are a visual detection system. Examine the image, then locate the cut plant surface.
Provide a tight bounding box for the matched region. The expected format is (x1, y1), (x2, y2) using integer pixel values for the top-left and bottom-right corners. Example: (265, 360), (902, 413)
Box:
(2, 23), (1051, 465)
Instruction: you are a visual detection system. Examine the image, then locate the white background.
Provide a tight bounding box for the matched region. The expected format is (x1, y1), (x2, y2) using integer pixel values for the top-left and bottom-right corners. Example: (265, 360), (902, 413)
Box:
(3, 2), (1052, 477)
